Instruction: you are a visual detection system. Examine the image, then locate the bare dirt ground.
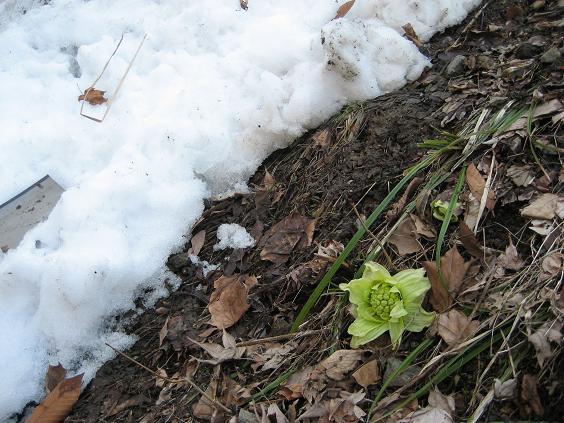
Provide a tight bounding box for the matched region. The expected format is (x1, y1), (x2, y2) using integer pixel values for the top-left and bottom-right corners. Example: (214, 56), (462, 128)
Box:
(58, 1), (562, 422)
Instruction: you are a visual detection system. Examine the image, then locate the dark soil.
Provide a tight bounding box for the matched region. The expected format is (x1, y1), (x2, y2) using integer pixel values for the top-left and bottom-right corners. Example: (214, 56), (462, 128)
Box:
(64, 1), (563, 422)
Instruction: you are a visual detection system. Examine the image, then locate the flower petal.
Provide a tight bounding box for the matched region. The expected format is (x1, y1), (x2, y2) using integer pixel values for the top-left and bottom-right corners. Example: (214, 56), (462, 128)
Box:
(404, 308), (435, 332)
(339, 279), (373, 306)
(388, 319), (405, 347)
(362, 261), (392, 282)
(350, 321), (389, 348)
(357, 303), (381, 323)
(348, 316), (386, 336)
(389, 301), (408, 320)
(393, 268), (430, 309)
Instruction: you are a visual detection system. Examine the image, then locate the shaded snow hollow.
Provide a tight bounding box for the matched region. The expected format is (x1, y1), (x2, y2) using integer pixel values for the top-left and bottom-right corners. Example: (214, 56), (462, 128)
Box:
(0, 0), (480, 418)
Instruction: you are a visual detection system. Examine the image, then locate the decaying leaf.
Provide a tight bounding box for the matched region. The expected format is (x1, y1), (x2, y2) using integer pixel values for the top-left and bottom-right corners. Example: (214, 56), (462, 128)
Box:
(400, 406), (453, 423)
(506, 164), (535, 187)
(440, 247), (466, 297)
(459, 221), (483, 259)
(188, 229), (206, 256)
(352, 359), (380, 388)
(27, 374), (83, 423)
(209, 274), (257, 329)
(436, 309), (480, 347)
(527, 321), (562, 367)
(499, 243), (525, 271)
(521, 374), (544, 416)
(521, 193), (560, 220)
(260, 212), (315, 264)
(424, 246), (467, 312)
(288, 240), (344, 285)
(45, 363), (67, 394)
(279, 350), (362, 403)
(188, 330), (246, 365)
(428, 388), (455, 416)
(539, 252), (563, 281)
(312, 127), (332, 149)
(318, 349), (364, 381)
(388, 217), (422, 255)
(297, 391), (366, 421)
(412, 213), (436, 240)
(333, 0), (355, 19)
(78, 87), (107, 105)
(494, 378), (517, 399)
(402, 23), (422, 47)
(383, 357), (421, 388)
(466, 164), (495, 210)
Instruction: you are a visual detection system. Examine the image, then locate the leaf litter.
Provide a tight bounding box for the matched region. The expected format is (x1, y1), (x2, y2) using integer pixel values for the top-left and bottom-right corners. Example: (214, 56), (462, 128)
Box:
(64, 1), (564, 421)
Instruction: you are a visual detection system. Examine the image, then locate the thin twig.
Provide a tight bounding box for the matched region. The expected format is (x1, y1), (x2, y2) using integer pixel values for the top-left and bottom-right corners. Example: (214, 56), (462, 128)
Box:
(105, 342), (232, 414)
(235, 328), (328, 347)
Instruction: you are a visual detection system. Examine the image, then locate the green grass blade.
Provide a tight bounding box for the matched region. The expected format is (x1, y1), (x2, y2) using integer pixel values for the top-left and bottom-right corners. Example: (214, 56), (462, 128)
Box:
(435, 166), (466, 267)
(367, 337), (435, 420)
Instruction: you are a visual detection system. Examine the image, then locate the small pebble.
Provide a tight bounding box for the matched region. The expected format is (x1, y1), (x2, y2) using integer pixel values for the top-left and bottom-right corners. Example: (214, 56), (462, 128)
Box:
(446, 55), (467, 77)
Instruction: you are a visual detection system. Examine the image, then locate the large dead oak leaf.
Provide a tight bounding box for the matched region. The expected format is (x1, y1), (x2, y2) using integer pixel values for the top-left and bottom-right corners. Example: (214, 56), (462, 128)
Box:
(209, 274), (257, 329)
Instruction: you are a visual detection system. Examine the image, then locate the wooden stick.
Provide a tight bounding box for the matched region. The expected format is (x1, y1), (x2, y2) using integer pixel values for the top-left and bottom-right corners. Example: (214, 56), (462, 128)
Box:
(105, 342), (231, 414)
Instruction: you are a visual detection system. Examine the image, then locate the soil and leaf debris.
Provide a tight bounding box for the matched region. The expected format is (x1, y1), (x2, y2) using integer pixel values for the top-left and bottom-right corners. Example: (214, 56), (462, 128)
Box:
(28, 0), (562, 422)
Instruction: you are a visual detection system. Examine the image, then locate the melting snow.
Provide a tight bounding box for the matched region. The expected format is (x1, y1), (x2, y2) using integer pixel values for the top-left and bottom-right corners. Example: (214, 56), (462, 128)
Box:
(0, 0), (480, 418)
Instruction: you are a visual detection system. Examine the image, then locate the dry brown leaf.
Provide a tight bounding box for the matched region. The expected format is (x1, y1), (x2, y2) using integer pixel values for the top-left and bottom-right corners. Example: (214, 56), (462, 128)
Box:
(436, 309), (479, 347)
(494, 378), (517, 399)
(428, 388), (455, 416)
(527, 321), (562, 367)
(188, 230), (206, 256)
(441, 246), (466, 297)
(45, 363), (67, 394)
(412, 213), (436, 240)
(259, 212), (315, 264)
(209, 274), (257, 329)
(78, 87), (107, 105)
(424, 247), (467, 312)
(400, 407), (453, 423)
(459, 221), (483, 259)
(318, 349), (363, 381)
(352, 359), (380, 388)
(539, 252), (563, 281)
(499, 243), (525, 271)
(27, 374), (83, 423)
(266, 403), (289, 423)
(158, 317), (169, 348)
(333, 0), (355, 19)
(506, 165), (535, 187)
(188, 332), (245, 365)
(520, 193), (559, 220)
(521, 374), (544, 416)
(423, 261), (451, 312)
(389, 217), (422, 255)
(466, 164), (495, 210)
(312, 127), (332, 149)
(402, 23), (422, 47)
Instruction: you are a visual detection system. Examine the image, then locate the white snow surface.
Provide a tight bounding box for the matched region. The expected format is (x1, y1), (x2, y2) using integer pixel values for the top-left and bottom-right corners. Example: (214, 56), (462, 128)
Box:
(214, 223), (256, 251)
(0, 0), (480, 418)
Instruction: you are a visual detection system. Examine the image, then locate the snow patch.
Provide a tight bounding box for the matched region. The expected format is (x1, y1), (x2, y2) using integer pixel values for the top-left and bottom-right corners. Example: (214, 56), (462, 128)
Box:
(0, 0), (479, 418)
(214, 223), (256, 251)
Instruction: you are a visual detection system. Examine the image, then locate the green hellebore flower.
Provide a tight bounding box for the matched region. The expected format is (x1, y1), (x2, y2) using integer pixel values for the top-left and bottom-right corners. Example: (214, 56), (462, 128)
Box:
(339, 262), (435, 348)
(431, 199), (459, 222)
